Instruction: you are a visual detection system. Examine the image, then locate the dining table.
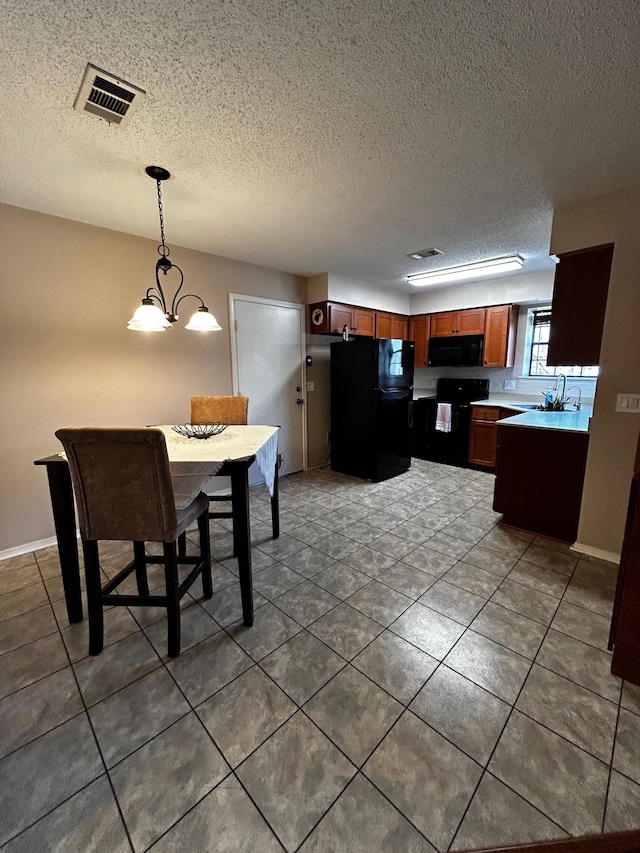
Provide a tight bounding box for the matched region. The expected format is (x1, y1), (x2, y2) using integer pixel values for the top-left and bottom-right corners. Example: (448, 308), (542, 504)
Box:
(34, 424), (280, 628)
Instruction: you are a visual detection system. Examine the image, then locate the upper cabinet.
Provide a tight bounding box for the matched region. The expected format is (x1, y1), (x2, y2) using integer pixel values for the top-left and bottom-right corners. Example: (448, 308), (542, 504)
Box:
(309, 301), (408, 339)
(376, 311), (409, 340)
(547, 244), (614, 366)
(409, 314), (430, 368)
(483, 304), (518, 368)
(353, 307), (375, 337)
(309, 301), (374, 336)
(430, 308), (486, 337)
(309, 299), (518, 368)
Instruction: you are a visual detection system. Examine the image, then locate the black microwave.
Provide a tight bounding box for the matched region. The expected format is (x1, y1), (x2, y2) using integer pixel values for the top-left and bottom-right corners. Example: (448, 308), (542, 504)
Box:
(428, 334), (484, 367)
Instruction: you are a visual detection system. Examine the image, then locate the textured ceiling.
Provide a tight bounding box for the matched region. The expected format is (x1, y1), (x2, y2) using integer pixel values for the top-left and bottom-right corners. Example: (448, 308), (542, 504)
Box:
(1, 0), (639, 291)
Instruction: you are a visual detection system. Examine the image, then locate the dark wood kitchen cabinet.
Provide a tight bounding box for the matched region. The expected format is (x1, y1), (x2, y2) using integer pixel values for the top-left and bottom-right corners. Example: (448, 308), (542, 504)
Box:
(547, 243), (614, 366)
(409, 314), (429, 367)
(375, 311), (409, 340)
(610, 432), (640, 684)
(352, 307), (375, 336)
(483, 304), (518, 368)
(493, 423), (589, 541)
(468, 405), (521, 470)
(430, 307), (486, 337)
(308, 301), (374, 336)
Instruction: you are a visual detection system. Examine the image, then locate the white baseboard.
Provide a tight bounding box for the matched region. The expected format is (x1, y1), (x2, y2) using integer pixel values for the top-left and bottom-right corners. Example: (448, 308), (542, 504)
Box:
(0, 535), (61, 562)
(570, 542), (621, 565)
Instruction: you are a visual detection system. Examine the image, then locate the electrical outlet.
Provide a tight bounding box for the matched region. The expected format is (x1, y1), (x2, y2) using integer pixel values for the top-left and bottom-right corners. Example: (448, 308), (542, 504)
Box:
(430, 378), (437, 388)
(504, 380), (516, 391)
(306, 381), (315, 392)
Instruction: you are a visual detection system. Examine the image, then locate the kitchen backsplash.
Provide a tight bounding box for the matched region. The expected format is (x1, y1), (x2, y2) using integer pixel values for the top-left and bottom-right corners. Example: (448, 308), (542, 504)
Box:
(414, 365), (596, 405)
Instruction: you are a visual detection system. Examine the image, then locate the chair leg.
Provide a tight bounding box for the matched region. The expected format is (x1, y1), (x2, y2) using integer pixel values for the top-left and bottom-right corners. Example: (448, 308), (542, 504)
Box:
(163, 541), (181, 658)
(133, 541), (149, 595)
(177, 531), (187, 557)
(82, 539), (104, 655)
(198, 510), (213, 599)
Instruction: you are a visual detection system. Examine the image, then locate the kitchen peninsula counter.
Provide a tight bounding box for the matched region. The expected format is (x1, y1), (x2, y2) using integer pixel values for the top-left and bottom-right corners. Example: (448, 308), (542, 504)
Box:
(497, 409), (591, 433)
(493, 411), (590, 542)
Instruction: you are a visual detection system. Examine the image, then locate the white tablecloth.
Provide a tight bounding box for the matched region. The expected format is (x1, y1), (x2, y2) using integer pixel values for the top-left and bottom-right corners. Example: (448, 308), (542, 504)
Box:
(58, 425), (280, 511)
(159, 425), (280, 506)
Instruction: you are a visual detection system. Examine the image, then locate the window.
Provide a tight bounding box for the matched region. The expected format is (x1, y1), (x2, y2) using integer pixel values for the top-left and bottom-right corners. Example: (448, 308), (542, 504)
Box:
(528, 308), (599, 378)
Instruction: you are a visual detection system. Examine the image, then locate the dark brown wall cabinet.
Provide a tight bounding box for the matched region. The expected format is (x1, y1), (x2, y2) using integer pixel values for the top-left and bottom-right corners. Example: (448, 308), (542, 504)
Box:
(493, 424), (589, 542)
(609, 433), (640, 685)
(483, 304), (518, 368)
(430, 308), (486, 337)
(547, 244), (614, 366)
(309, 301), (375, 336)
(409, 315), (430, 368)
(375, 311), (409, 340)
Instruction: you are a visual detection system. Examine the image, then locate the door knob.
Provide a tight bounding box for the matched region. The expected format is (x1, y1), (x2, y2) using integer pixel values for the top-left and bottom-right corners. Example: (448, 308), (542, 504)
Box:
(296, 398), (304, 405)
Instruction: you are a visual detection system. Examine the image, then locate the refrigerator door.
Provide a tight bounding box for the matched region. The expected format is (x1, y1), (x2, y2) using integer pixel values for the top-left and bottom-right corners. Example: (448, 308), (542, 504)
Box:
(374, 388), (413, 480)
(377, 339), (415, 390)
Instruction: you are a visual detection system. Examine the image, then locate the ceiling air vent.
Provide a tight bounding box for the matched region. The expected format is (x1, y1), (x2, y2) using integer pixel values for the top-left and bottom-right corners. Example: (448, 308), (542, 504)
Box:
(74, 63), (145, 129)
(408, 248), (444, 260)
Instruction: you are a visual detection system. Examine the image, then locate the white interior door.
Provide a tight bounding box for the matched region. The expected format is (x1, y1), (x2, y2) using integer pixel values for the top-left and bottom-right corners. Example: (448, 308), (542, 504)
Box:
(230, 294), (306, 482)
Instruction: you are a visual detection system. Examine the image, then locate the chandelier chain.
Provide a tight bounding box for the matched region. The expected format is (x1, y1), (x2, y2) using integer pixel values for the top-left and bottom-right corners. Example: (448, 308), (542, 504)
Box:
(156, 179), (169, 257)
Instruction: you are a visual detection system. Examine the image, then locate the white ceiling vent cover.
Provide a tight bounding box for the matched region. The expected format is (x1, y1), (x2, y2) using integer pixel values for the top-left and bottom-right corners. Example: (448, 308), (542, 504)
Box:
(74, 64), (145, 128)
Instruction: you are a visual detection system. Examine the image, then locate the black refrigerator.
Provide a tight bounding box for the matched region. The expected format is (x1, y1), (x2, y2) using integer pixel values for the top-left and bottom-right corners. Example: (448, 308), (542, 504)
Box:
(330, 337), (415, 482)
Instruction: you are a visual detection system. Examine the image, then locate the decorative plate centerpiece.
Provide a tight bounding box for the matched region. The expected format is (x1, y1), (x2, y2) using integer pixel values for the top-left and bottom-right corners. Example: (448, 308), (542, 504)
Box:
(172, 423), (227, 439)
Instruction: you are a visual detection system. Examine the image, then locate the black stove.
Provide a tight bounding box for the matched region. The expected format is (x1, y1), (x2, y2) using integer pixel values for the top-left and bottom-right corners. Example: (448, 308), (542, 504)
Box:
(414, 378), (489, 467)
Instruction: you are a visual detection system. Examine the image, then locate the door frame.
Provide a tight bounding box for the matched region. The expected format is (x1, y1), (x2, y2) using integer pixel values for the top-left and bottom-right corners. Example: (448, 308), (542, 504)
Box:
(228, 293), (308, 473)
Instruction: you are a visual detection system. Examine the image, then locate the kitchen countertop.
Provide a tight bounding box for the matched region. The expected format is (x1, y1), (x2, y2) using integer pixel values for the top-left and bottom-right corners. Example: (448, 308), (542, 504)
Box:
(497, 409), (591, 433)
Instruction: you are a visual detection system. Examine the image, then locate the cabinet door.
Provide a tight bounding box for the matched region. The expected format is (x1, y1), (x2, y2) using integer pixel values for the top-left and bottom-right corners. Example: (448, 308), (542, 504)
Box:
(457, 308), (486, 335)
(329, 303), (353, 335)
(430, 312), (457, 337)
(483, 305), (518, 367)
(468, 419), (498, 467)
(391, 315), (409, 340)
(409, 315), (429, 367)
(353, 308), (375, 337)
(375, 312), (393, 338)
(547, 244), (613, 366)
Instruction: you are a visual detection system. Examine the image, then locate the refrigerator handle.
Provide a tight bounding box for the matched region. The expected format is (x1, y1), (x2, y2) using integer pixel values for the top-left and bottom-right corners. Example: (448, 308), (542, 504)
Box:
(408, 401), (413, 429)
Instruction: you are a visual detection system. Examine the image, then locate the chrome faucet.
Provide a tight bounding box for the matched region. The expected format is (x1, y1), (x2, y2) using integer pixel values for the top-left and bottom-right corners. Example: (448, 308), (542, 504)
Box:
(553, 374), (567, 402)
(567, 385), (582, 410)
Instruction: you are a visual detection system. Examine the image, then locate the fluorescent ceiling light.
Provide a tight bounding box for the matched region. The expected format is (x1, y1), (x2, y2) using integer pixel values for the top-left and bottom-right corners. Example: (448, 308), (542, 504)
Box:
(407, 254), (524, 286)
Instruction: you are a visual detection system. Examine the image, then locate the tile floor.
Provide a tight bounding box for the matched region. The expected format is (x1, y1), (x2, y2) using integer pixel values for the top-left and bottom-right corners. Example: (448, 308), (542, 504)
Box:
(1, 459), (640, 852)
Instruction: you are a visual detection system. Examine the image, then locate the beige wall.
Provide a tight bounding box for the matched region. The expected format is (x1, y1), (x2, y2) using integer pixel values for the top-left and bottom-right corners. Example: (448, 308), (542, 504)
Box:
(550, 184), (640, 558)
(0, 203), (305, 552)
(327, 274), (410, 314)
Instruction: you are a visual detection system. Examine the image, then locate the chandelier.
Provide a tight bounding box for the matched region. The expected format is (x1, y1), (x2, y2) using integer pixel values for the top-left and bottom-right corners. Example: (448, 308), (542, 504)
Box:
(127, 166), (222, 333)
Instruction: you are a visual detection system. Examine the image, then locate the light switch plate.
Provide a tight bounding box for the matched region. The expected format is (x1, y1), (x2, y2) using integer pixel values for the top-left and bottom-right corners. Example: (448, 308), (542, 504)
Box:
(504, 380), (517, 391)
(616, 393), (640, 412)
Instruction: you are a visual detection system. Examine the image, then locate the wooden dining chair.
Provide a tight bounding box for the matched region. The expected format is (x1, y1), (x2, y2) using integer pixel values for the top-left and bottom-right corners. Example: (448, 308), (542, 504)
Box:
(189, 395), (281, 545)
(55, 427), (213, 658)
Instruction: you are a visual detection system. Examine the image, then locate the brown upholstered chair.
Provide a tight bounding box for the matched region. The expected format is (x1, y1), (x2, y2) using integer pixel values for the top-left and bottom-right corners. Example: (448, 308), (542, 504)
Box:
(55, 427), (213, 658)
(189, 395), (280, 544)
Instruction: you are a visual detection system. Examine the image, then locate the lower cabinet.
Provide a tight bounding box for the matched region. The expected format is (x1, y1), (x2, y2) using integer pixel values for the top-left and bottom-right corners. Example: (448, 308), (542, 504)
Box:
(493, 424), (589, 542)
(468, 406), (518, 470)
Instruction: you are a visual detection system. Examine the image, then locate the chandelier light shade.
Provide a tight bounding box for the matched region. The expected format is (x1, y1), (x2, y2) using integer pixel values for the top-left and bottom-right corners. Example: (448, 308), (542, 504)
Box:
(407, 254), (524, 287)
(127, 166), (222, 332)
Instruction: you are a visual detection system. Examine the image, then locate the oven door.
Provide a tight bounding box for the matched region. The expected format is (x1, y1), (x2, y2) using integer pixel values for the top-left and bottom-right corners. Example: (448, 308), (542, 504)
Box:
(414, 400), (472, 466)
